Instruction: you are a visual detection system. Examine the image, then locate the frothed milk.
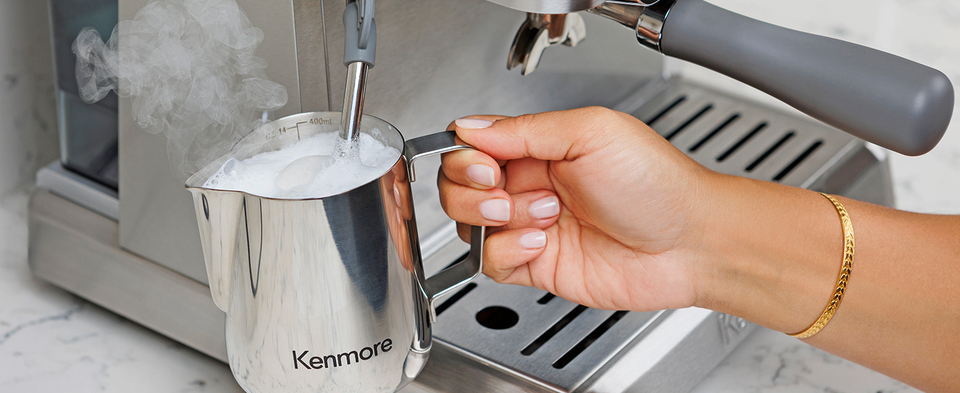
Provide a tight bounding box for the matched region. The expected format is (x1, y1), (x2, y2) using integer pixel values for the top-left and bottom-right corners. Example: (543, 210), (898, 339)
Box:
(203, 130), (400, 198)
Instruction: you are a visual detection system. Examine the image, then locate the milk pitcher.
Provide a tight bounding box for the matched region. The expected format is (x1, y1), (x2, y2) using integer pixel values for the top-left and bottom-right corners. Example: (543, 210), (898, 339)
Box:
(185, 112), (484, 393)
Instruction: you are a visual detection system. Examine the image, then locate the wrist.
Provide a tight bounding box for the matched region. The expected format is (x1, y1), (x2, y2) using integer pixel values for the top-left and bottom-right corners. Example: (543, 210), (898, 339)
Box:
(688, 173), (843, 334)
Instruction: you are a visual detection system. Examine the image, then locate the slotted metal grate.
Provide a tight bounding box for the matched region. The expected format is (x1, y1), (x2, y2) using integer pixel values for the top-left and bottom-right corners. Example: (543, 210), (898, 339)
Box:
(636, 83), (860, 187)
(422, 82), (881, 392)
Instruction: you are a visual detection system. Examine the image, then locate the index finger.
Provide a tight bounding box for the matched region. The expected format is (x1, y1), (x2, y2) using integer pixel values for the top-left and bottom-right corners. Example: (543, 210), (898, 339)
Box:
(440, 116), (511, 189)
(454, 106), (636, 162)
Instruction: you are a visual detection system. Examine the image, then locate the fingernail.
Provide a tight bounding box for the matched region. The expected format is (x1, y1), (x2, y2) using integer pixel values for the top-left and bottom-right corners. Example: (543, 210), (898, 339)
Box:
(455, 118), (494, 129)
(520, 231), (547, 250)
(529, 196), (560, 219)
(467, 164), (496, 187)
(480, 199), (510, 222)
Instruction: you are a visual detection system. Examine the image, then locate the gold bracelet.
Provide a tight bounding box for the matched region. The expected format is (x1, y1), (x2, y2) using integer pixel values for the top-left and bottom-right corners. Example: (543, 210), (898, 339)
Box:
(788, 193), (855, 339)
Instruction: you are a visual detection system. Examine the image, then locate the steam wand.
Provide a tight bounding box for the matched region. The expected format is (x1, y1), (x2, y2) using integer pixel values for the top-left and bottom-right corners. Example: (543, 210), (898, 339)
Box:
(340, 0), (376, 147)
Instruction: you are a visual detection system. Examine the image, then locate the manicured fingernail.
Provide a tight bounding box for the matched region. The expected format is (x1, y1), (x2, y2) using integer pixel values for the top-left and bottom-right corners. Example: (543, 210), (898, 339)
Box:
(455, 118), (494, 129)
(529, 196), (560, 219)
(520, 231), (547, 250)
(480, 199), (510, 222)
(467, 164), (496, 187)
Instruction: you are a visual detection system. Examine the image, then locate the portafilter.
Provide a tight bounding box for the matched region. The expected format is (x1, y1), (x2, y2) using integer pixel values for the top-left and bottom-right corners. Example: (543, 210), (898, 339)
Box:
(495, 0), (955, 156)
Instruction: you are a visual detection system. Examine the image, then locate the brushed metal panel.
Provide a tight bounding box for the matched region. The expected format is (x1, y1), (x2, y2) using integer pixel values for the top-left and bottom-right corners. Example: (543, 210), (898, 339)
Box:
(118, 0), (308, 283)
(293, 0), (328, 112)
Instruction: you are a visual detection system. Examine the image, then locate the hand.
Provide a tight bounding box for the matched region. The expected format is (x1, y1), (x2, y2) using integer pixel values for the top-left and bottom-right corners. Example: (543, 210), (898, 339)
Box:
(442, 107), (960, 393)
(439, 107), (716, 312)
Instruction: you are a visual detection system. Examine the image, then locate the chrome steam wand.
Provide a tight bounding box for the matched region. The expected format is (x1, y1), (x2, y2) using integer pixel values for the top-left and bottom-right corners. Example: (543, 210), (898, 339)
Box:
(340, 0), (376, 146)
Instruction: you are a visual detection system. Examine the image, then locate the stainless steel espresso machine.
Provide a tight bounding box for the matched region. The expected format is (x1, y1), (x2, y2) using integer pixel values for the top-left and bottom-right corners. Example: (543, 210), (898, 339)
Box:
(31, 0), (952, 392)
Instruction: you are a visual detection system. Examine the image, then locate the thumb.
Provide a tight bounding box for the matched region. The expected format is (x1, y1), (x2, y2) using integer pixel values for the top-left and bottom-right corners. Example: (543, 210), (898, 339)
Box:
(454, 107), (628, 161)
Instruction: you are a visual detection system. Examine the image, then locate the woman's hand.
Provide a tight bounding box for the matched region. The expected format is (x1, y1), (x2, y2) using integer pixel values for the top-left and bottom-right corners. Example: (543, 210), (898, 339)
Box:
(439, 107), (716, 312)
(441, 106), (960, 393)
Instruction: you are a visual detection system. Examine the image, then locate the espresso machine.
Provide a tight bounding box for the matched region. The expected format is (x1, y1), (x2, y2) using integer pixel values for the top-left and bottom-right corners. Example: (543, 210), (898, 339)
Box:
(31, 0), (952, 392)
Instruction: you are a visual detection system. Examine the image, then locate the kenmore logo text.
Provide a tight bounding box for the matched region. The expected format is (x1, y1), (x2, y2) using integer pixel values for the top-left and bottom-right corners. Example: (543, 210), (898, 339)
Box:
(293, 338), (393, 370)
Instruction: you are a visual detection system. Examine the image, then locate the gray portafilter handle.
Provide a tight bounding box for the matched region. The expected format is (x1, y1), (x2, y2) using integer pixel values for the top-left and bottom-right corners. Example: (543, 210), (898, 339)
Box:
(658, 0), (954, 156)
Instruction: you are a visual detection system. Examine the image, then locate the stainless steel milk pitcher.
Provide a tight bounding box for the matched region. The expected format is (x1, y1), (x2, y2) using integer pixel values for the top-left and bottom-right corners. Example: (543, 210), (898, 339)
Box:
(185, 112), (484, 393)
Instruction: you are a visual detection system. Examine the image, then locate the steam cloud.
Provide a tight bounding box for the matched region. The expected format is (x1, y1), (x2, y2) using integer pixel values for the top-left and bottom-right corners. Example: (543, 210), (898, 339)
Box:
(72, 0), (288, 178)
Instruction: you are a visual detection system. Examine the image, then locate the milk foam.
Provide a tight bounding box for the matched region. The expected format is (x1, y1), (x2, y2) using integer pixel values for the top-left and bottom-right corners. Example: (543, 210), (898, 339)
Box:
(203, 131), (400, 198)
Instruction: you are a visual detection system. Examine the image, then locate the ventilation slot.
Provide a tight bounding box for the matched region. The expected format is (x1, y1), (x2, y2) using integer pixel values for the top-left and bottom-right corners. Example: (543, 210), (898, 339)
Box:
(773, 140), (824, 182)
(552, 311), (629, 369)
(746, 132), (795, 173)
(717, 122), (767, 162)
(689, 114), (740, 153)
(435, 283), (477, 316)
(665, 105), (713, 141)
(521, 305), (588, 356)
(537, 293), (556, 304)
(645, 96), (687, 126)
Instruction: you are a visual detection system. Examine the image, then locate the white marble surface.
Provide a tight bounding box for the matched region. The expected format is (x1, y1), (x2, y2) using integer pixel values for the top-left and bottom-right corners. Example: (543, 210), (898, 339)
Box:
(0, 190), (243, 393)
(3, 0), (960, 392)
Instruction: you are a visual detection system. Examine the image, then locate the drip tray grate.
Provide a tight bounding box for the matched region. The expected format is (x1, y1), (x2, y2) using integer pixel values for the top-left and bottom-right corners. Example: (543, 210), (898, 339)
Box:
(635, 82), (862, 187)
(433, 273), (664, 390)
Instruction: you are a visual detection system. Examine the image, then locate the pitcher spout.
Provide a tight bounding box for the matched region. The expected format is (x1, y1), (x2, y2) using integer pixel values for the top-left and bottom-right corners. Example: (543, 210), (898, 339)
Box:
(186, 186), (243, 312)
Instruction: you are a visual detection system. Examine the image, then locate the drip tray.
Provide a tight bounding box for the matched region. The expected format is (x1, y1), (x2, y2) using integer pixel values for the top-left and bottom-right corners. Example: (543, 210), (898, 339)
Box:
(432, 269), (666, 391)
(405, 81), (892, 392)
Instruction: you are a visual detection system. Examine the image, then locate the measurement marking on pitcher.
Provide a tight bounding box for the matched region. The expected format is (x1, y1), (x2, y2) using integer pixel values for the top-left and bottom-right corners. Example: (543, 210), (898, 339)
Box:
(278, 121), (309, 140)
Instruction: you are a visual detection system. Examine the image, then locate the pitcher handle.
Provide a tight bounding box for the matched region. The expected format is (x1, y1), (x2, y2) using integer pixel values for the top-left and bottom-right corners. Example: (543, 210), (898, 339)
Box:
(405, 131), (485, 322)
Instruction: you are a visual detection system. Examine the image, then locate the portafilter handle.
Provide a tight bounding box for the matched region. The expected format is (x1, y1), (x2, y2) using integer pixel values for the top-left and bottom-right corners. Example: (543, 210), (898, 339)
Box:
(651, 0), (954, 156)
(505, 0), (954, 156)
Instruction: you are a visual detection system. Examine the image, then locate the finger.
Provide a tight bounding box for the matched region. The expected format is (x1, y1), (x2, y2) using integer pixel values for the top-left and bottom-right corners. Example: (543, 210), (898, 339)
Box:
(439, 171), (513, 226)
(441, 149), (501, 190)
(454, 107), (637, 161)
(450, 188), (559, 238)
(503, 157), (553, 194)
(447, 116), (509, 168)
(501, 190), (561, 230)
(457, 222), (470, 243)
(480, 228), (547, 286)
(447, 115), (510, 131)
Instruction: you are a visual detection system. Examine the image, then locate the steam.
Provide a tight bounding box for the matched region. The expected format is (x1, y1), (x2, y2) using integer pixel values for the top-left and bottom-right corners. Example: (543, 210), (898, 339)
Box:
(72, 0), (288, 178)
